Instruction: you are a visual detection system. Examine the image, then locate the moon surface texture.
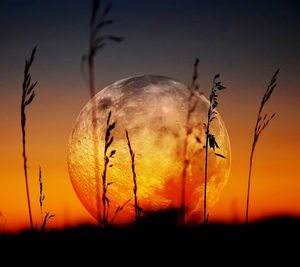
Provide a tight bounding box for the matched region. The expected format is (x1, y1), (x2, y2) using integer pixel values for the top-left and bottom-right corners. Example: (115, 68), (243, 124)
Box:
(68, 75), (231, 225)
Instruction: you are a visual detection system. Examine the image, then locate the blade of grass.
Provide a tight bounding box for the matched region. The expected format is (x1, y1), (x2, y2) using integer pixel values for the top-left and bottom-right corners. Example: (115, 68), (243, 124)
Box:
(39, 166), (45, 221)
(38, 166), (55, 231)
(102, 111), (116, 226)
(82, 0), (124, 225)
(21, 46), (37, 230)
(125, 130), (139, 223)
(245, 69), (279, 224)
(111, 199), (131, 223)
(203, 74), (226, 224)
(180, 58), (199, 224)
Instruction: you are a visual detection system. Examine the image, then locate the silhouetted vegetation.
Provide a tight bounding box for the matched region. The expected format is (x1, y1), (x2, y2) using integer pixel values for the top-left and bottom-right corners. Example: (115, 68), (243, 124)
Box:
(102, 111), (116, 226)
(81, 0), (124, 225)
(21, 46), (38, 231)
(0, 215), (299, 261)
(245, 69), (279, 224)
(111, 199), (131, 223)
(204, 74), (226, 224)
(125, 130), (140, 223)
(38, 167), (55, 231)
(180, 58), (200, 223)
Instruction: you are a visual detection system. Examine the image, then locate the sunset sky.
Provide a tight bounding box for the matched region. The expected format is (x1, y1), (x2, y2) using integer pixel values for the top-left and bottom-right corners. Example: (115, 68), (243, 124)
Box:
(0, 0), (299, 231)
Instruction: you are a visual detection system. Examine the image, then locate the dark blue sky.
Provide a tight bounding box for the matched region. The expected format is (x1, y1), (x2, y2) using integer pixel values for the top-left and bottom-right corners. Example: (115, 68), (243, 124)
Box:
(0, 0), (299, 92)
(0, 0), (299, 126)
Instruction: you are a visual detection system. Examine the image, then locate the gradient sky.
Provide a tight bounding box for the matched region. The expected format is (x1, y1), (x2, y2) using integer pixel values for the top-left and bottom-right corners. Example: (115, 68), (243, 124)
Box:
(0, 0), (299, 231)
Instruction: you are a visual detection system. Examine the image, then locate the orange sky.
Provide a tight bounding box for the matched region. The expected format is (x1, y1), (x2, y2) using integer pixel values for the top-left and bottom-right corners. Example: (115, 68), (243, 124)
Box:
(0, 76), (299, 232)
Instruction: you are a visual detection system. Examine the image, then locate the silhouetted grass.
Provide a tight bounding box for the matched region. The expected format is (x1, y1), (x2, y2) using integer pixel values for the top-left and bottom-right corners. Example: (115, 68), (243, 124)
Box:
(39, 166), (44, 220)
(180, 58), (200, 223)
(111, 199), (131, 223)
(38, 167), (55, 231)
(81, 0), (124, 225)
(1, 215), (299, 260)
(245, 69), (279, 224)
(204, 74), (226, 224)
(21, 46), (37, 230)
(125, 130), (140, 223)
(102, 111), (116, 226)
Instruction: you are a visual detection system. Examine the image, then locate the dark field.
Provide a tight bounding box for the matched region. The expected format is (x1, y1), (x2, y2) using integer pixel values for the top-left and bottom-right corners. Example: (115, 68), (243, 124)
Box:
(0, 213), (299, 262)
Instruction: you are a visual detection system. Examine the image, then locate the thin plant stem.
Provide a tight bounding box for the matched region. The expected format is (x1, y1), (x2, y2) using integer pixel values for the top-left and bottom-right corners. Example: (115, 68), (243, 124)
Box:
(39, 166), (44, 221)
(245, 146), (254, 224)
(102, 111), (116, 226)
(21, 46), (37, 231)
(204, 101), (211, 224)
(38, 166), (55, 231)
(88, 49), (101, 224)
(180, 58), (199, 223)
(245, 69), (279, 224)
(125, 130), (139, 222)
(203, 74), (226, 224)
(111, 199), (131, 223)
(82, 0), (123, 225)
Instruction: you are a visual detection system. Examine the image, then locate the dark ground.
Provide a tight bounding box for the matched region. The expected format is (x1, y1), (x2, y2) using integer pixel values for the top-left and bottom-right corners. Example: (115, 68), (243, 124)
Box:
(0, 212), (299, 263)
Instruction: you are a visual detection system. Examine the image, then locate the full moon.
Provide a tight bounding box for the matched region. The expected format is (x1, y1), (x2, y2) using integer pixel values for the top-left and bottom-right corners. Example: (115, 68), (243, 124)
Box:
(68, 75), (231, 225)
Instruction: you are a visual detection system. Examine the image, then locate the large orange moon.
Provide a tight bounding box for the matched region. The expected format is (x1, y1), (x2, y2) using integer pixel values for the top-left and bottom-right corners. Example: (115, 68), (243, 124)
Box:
(68, 75), (231, 225)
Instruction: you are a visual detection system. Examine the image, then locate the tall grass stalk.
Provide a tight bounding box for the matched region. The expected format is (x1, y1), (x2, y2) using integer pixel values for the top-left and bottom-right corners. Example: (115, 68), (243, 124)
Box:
(39, 166), (45, 220)
(245, 69), (279, 224)
(180, 58), (200, 223)
(204, 74), (226, 224)
(125, 130), (139, 222)
(39, 167), (55, 231)
(102, 111), (116, 226)
(21, 46), (37, 230)
(82, 0), (123, 225)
